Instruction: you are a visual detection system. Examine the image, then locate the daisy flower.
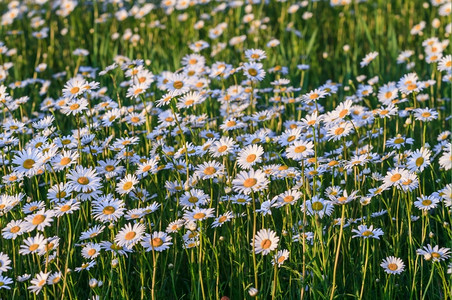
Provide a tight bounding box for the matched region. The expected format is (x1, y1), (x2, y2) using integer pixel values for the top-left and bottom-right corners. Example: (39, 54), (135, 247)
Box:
(115, 223), (146, 248)
(180, 189), (210, 208)
(382, 168), (412, 190)
(0, 275), (13, 290)
(53, 199), (80, 217)
(385, 135), (414, 150)
(96, 159), (124, 179)
(75, 260), (97, 272)
(67, 166), (101, 193)
(303, 196), (334, 218)
(273, 189), (302, 208)
(352, 224), (384, 239)
(242, 62), (266, 81)
(438, 184), (452, 207)
(81, 243), (102, 260)
(183, 207), (215, 222)
(211, 211), (234, 228)
(47, 182), (73, 203)
(272, 249), (290, 267)
(413, 107), (438, 122)
(237, 144), (264, 169)
(245, 49), (267, 61)
(360, 51), (378, 67)
(417, 244), (450, 262)
(165, 73), (192, 95)
(285, 140), (314, 161)
(397, 72), (419, 95)
(266, 39), (280, 47)
(0, 252), (11, 273)
(60, 98), (89, 115)
(176, 91), (204, 109)
(437, 54), (452, 72)
(439, 144), (452, 170)
(414, 195), (440, 211)
(166, 219), (185, 233)
(92, 195), (126, 223)
(407, 147), (431, 172)
(380, 256), (405, 275)
(278, 127), (303, 146)
(195, 161), (225, 180)
(141, 231), (173, 252)
(232, 169), (269, 195)
(19, 233), (47, 255)
(47, 272), (63, 285)
(12, 148), (43, 177)
(2, 219), (25, 239)
(52, 150), (79, 171)
(378, 83), (399, 104)
(23, 209), (55, 232)
(116, 174), (139, 195)
(28, 271), (50, 294)
(126, 83), (148, 99)
(209, 137), (236, 157)
(63, 77), (87, 99)
(135, 158), (159, 178)
(302, 89), (328, 103)
(326, 122), (354, 141)
(252, 228), (279, 255)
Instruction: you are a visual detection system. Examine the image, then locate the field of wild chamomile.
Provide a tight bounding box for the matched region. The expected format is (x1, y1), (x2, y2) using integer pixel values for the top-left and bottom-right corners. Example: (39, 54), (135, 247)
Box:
(0, 0), (451, 299)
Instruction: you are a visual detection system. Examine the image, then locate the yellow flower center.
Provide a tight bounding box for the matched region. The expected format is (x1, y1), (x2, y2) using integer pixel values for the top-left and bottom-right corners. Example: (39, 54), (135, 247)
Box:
(60, 205), (71, 212)
(339, 109), (348, 118)
(70, 103), (80, 110)
(431, 252), (440, 259)
(390, 173), (401, 182)
(388, 263), (398, 271)
(248, 68), (258, 76)
(226, 120), (236, 127)
(188, 196), (198, 204)
(294, 146), (306, 153)
(203, 167), (216, 175)
(70, 87), (80, 94)
(260, 239), (272, 249)
(334, 127), (345, 135)
(243, 178), (257, 188)
(122, 182), (133, 190)
(125, 231), (136, 240)
(56, 191), (66, 199)
(152, 238), (163, 247)
(32, 214), (45, 225)
(218, 145), (228, 153)
(311, 201), (324, 211)
(173, 81), (183, 89)
(277, 256), (286, 263)
(284, 196), (294, 203)
(193, 212), (206, 219)
(29, 244), (39, 251)
(23, 159), (35, 169)
(103, 206), (115, 215)
(60, 157), (72, 166)
(77, 177), (89, 185)
(422, 199), (432, 206)
(10, 226), (20, 233)
(246, 154), (257, 163)
(416, 157), (424, 166)
(362, 230), (373, 237)
(309, 93), (318, 100)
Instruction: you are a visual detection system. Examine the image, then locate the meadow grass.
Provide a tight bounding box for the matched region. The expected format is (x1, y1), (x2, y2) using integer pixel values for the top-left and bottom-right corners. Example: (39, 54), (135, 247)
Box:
(0, 0), (451, 299)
